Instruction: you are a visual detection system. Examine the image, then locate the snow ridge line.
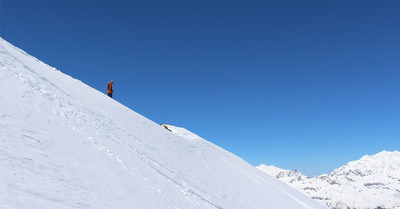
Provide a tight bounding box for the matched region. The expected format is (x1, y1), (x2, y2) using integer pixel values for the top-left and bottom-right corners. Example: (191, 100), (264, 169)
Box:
(0, 37), (59, 73)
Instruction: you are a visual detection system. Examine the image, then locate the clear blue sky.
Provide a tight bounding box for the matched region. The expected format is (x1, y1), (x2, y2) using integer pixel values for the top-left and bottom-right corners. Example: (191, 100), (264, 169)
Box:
(1, 0), (399, 176)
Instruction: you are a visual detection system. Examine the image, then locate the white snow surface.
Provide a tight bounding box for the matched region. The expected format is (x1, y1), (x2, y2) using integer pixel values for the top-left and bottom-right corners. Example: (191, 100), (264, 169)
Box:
(258, 151), (400, 209)
(161, 124), (203, 141)
(0, 37), (327, 209)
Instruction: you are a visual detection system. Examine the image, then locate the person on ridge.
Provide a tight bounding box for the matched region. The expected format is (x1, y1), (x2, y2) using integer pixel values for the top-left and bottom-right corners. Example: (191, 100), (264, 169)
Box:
(107, 80), (114, 98)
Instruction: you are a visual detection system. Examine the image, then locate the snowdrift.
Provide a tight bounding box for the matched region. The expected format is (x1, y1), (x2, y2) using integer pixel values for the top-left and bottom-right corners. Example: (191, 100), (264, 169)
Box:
(0, 37), (326, 209)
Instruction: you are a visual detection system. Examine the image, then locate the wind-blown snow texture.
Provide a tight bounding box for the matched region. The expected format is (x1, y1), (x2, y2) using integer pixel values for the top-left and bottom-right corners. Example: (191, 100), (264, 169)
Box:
(0, 37), (327, 209)
(258, 151), (400, 209)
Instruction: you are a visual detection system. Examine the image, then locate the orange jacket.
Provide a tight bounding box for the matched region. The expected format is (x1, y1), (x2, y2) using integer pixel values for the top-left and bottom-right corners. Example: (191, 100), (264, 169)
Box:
(107, 82), (114, 94)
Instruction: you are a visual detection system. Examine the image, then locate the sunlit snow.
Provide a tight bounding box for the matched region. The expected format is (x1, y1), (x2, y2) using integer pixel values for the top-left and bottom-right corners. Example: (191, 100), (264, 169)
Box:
(0, 37), (327, 209)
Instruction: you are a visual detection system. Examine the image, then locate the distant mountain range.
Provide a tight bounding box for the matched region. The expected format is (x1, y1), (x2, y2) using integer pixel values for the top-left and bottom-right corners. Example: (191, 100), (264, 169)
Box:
(258, 150), (400, 209)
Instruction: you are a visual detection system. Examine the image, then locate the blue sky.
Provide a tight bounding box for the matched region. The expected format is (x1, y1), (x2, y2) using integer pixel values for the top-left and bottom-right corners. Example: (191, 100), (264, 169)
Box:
(1, 0), (399, 176)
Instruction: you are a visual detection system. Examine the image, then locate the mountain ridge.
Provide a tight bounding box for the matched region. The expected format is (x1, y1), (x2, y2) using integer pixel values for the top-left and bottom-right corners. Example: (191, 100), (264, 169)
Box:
(258, 150), (400, 209)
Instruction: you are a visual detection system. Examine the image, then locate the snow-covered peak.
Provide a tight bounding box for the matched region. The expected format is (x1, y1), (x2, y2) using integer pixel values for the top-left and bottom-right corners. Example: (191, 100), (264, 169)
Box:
(258, 151), (400, 209)
(0, 37), (327, 209)
(331, 150), (400, 177)
(257, 165), (307, 184)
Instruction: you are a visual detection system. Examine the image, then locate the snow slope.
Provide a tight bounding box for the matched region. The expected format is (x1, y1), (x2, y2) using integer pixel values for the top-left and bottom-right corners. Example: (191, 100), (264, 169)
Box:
(0, 37), (327, 209)
(258, 151), (400, 209)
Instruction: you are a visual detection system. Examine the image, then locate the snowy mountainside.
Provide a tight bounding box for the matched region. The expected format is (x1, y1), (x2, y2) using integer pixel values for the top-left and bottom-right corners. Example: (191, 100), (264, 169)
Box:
(257, 151), (400, 209)
(0, 37), (327, 209)
(257, 165), (308, 184)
